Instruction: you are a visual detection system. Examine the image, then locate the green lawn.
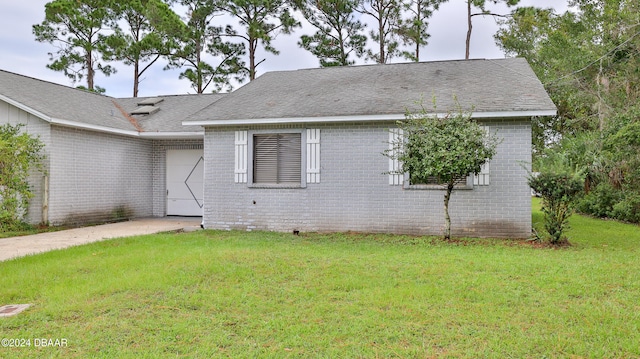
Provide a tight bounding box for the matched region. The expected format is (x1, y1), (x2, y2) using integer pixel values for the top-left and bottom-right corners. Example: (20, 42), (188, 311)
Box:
(1, 201), (639, 358)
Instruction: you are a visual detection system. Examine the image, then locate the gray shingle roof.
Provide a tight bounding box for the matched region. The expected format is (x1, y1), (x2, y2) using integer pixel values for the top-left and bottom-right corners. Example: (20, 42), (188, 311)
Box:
(186, 58), (556, 123)
(0, 69), (224, 135)
(115, 94), (225, 133)
(0, 69), (135, 132)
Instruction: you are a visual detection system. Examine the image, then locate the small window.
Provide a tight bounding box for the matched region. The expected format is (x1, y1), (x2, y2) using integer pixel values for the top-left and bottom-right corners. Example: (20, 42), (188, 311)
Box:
(253, 133), (301, 184)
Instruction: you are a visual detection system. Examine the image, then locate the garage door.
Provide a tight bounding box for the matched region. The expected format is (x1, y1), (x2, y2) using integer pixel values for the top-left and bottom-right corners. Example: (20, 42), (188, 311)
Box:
(166, 149), (204, 216)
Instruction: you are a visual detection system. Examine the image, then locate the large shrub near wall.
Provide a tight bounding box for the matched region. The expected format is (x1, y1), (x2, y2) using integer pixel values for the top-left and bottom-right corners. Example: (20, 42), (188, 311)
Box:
(0, 124), (45, 231)
(529, 172), (583, 244)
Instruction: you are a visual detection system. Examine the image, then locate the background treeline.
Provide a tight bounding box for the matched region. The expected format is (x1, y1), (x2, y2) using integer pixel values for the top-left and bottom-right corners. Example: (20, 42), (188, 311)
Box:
(496, 0), (640, 223)
(32, 0), (522, 95)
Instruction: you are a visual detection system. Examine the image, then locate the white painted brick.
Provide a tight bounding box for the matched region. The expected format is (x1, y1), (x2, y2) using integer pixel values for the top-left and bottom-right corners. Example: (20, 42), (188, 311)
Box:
(203, 120), (532, 238)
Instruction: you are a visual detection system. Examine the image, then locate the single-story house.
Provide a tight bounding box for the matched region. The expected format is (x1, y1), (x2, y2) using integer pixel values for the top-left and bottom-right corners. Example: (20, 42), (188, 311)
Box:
(184, 58), (556, 238)
(1, 58), (556, 238)
(0, 69), (220, 225)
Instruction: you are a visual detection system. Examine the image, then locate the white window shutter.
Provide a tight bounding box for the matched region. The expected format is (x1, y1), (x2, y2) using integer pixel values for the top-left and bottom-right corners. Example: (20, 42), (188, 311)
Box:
(234, 131), (248, 183)
(474, 126), (490, 186)
(389, 128), (403, 185)
(306, 129), (320, 183)
(474, 162), (490, 186)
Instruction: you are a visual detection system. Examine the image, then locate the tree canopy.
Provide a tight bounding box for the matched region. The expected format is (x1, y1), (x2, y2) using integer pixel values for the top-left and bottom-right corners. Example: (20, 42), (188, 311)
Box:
(496, 0), (640, 223)
(387, 102), (500, 239)
(165, 0), (247, 93)
(33, 0), (120, 92)
(219, 0), (300, 80)
(297, 0), (367, 67)
(105, 0), (183, 96)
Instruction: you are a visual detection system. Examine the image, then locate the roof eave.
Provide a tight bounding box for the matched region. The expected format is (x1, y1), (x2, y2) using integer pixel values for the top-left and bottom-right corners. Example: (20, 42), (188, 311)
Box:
(0, 94), (53, 122)
(139, 131), (204, 140)
(183, 109), (558, 127)
(51, 118), (140, 137)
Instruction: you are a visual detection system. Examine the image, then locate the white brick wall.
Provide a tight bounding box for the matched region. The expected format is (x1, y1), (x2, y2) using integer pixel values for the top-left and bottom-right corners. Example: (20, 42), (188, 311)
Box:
(47, 126), (154, 225)
(203, 120), (532, 238)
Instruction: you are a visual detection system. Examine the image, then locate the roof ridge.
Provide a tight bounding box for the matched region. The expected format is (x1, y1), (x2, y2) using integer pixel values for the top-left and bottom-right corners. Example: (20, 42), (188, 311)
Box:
(258, 58), (516, 77)
(116, 93), (226, 100)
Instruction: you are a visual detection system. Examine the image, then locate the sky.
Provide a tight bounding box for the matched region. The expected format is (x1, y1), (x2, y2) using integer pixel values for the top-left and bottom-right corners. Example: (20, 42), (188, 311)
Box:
(0, 0), (569, 98)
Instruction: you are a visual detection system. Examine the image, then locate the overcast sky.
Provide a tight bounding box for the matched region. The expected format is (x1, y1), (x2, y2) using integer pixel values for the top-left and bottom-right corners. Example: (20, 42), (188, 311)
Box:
(0, 0), (569, 98)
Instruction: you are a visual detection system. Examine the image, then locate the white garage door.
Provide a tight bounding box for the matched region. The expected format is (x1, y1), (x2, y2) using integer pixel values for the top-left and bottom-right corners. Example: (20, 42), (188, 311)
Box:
(166, 149), (204, 216)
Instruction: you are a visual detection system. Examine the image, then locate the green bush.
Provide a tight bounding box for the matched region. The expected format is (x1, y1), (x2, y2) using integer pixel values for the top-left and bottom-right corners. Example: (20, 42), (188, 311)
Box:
(576, 183), (640, 224)
(576, 182), (622, 218)
(529, 172), (583, 244)
(611, 194), (640, 223)
(0, 123), (45, 231)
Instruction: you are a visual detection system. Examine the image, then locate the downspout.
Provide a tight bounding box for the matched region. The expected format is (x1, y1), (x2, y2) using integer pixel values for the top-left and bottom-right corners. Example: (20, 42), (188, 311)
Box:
(42, 175), (49, 224)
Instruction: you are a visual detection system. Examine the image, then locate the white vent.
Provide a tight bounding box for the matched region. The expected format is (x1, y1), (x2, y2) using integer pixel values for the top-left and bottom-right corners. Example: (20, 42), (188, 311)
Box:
(130, 105), (160, 115)
(137, 97), (164, 106)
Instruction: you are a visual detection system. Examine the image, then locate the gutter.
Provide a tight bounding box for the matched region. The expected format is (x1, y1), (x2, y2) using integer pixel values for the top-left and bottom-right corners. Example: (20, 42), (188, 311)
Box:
(183, 110), (558, 127)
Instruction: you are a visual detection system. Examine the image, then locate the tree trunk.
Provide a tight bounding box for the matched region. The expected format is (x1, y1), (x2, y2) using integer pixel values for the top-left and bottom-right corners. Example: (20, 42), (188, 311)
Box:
(465, 0), (472, 60)
(87, 50), (95, 91)
(196, 39), (203, 93)
(378, 16), (386, 63)
(249, 38), (257, 80)
(443, 183), (454, 240)
(339, 28), (348, 66)
(133, 60), (139, 98)
(415, 0), (421, 62)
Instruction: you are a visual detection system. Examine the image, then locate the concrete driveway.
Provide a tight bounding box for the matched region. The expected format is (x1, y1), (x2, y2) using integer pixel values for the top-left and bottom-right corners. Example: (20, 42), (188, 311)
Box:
(0, 217), (202, 262)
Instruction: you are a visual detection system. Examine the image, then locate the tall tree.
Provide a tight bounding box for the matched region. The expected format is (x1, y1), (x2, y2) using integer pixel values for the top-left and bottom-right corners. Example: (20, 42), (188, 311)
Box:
(465, 0), (519, 59)
(219, 0), (300, 80)
(386, 103), (499, 240)
(357, 0), (403, 64)
(105, 0), (183, 97)
(495, 5), (611, 149)
(397, 0), (446, 62)
(496, 0), (640, 223)
(165, 0), (246, 93)
(297, 0), (367, 67)
(32, 0), (119, 92)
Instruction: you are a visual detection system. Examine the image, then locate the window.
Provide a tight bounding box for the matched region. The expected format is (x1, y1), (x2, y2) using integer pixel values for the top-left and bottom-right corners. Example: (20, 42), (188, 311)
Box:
(388, 128), (489, 189)
(253, 133), (301, 184)
(409, 175), (468, 187)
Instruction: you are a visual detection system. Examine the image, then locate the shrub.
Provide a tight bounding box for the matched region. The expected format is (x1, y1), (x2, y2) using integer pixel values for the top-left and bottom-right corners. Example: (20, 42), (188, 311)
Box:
(528, 172), (583, 244)
(0, 124), (45, 231)
(576, 182), (622, 218)
(611, 194), (640, 223)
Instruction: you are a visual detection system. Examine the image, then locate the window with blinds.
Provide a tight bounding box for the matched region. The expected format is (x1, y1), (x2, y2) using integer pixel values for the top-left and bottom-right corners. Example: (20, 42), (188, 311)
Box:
(253, 133), (301, 184)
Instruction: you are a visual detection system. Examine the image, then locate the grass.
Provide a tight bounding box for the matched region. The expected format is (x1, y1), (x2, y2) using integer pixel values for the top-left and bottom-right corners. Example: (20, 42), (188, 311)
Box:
(0, 201), (639, 358)
(0, 224), (71, 239)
